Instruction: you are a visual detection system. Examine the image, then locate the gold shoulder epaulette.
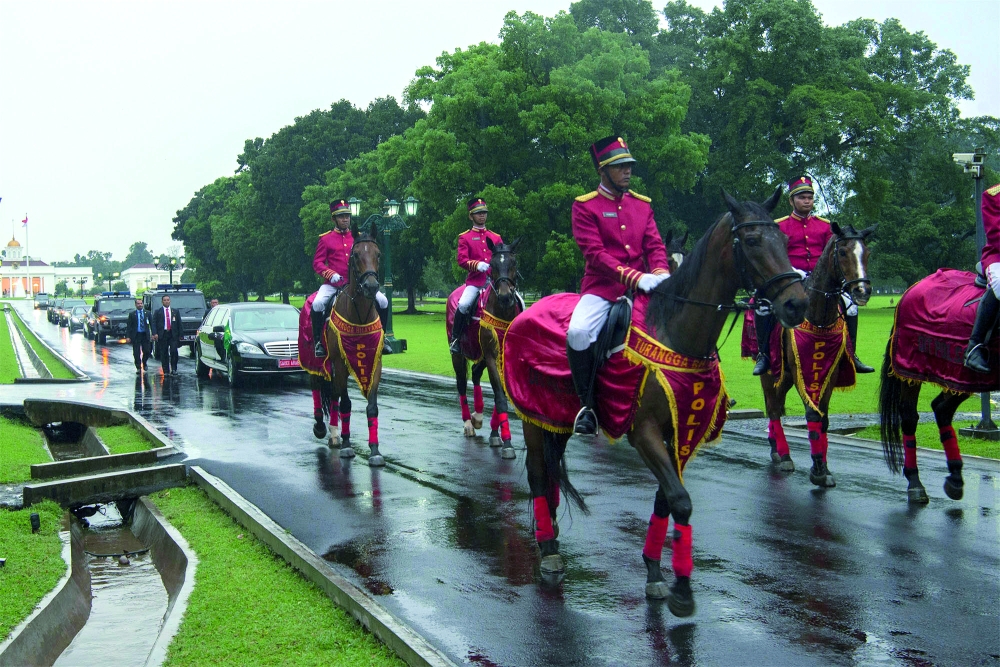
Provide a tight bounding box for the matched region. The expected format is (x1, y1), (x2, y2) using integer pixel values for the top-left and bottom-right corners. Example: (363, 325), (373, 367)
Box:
(318, 230), (332, 237)
(575, 191), (598, 202)
(775, 215), (790, 223)
(815, 216), (831, 224)
(458, 229), (472, 236)
(629, 192), (651, 203)
(987, 184), (1000, 196)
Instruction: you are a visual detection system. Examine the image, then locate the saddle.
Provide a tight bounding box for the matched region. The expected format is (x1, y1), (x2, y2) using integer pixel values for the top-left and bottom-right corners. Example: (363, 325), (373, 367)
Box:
(594, 294), (633, 366)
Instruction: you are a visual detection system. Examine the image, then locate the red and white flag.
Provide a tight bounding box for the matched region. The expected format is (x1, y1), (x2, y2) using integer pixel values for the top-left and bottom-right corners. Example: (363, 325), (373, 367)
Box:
(21, 215), (28, 227)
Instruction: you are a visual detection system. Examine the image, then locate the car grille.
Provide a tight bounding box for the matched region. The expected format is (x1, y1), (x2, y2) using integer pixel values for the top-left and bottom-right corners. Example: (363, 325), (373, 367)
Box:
(263, 341), (298, 357)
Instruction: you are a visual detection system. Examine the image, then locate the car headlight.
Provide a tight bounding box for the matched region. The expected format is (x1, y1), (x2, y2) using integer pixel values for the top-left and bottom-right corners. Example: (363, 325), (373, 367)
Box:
(236, 342), (263, 355)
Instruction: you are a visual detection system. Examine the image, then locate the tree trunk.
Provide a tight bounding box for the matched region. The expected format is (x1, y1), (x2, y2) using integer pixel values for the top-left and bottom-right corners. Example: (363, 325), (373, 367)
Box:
(281, 291), (290, 304)
(405, 286), (418, 314)
(241, 292), (249, 302)
(255, 293), (265, 302)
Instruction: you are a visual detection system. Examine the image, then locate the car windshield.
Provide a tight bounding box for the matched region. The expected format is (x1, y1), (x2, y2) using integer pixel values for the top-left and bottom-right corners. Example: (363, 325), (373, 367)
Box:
(232, 308), (299, 332)
(72, 306), (88, 315)
(157, 293), (205, 310)
(98, 298), (135, 312)
(62, 300), (85, 308)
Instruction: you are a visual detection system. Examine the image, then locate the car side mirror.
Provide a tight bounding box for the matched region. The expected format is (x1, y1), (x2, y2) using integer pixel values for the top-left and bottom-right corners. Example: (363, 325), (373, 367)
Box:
(213, 325), (225, 333)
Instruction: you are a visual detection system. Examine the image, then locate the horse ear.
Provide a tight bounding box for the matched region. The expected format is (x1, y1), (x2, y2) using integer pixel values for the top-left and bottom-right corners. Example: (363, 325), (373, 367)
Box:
(831, 221), (843, 236)
(350, 222), (360, 241)
(663, 229), (673, 246)
(681, 231), (688, 247)
(861, 224), (878, 240)
(762, 186), (782, 213)
(486, 237), (496, 252)
(721, 188), (742, 216)
(509, 236), (521, 252)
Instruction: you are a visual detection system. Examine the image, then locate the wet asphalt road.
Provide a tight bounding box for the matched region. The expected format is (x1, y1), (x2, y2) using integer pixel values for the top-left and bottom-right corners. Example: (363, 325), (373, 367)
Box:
(6, 302), (1000, 666)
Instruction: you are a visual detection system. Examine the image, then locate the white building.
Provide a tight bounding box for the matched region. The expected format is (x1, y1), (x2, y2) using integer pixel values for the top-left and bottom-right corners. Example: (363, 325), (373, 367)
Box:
(120, 263), (174, 294)
(1, 237), (93, 297)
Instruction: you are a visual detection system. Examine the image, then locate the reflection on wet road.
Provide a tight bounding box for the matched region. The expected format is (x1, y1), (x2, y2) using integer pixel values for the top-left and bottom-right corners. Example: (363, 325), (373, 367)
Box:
(6, 303), (999, 666)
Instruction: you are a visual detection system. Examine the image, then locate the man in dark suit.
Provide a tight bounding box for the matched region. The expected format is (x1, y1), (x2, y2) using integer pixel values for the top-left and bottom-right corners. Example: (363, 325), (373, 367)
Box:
(153, 295), (181, 376)
(125, 298), (152, 373)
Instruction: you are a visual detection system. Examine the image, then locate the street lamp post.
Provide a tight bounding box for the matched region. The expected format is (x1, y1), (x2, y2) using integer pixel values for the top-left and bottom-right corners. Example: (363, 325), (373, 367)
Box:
(150, 253), (185, 284)
(352, 195), (419, 354)
(72, 277), (88, 296)
(96, 272), (120, 291)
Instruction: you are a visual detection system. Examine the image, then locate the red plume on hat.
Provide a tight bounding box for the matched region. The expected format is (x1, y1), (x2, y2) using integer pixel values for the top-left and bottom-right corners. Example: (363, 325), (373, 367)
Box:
(329, 199), (350, 214)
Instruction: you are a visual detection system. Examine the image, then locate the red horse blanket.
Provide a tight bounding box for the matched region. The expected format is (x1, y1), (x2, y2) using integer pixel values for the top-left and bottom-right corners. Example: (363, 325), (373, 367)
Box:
(789, 319), (855, 414)
(329, 310), (384, 398)
(741, 309), (784, 380)
(891, 269), (998, 394)
(299, 292), (330, 378)
(502, 293), (727, 475)
(446, 286), (483, 361)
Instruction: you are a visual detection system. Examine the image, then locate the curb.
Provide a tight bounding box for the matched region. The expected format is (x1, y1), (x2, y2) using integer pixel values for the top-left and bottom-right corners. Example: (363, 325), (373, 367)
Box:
(188, 466), (457, 667)
(8, 306), (89, 381)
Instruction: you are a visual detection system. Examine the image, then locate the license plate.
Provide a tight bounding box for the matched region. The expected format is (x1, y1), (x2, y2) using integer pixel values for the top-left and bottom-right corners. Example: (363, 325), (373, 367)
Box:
(278, 358), (299, 369)
(182, 335), (195, 342)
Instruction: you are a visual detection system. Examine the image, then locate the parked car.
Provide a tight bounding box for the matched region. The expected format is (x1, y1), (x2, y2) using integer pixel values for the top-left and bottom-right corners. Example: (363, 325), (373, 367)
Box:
(47, 298), (64, 323)
(33, 293), (50, 310)
(194, 302), (302, 387)
(143, 284), (206, 351)
(67, 305), (89, 333)
(85, 291), (135, 343)
(58, 299), (87, 327)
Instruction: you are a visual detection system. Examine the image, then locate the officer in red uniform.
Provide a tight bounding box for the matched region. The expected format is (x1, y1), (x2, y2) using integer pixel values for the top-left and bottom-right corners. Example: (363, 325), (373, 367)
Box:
(964, 183), (1000, 373)
(753, 176), (873, 375)
(568, 136), (671, 435)
(311, 199), (387, 356)
(449, 197), (503, 353)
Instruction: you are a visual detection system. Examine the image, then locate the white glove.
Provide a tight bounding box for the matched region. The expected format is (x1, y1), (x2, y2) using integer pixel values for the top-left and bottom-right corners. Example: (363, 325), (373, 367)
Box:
(988, 262), (1000, 298)
(794, 268), (808, 280)
(637, 273), (659, 292)
(329, 272), (341, 284)
(654, 273), (670, 287)
(476, 262), (490, 272)
(375, 291), (388, 309)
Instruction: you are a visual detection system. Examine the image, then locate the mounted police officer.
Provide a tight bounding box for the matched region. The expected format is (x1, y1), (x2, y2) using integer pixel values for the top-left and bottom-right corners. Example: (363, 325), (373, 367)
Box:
(753, 176), (874, 376)
(568, 136), (671, 435)
(449, 197), (503, 354)
(311, 200), (388, 357)
(963, 183), (1000, 373)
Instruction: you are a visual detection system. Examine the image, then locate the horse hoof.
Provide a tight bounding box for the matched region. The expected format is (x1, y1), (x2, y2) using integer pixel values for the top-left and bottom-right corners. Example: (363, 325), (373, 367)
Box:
(339, 447), (355, 459)
(313, 423), (327, 439)
(329, 434), (342, 448)
(645, 580), (670, 600)
(778, 455), (795, 473)
(489, 435), (502, 447)
(463, 421), (475, 437)
(501, 444), (516, 459)
(667, 591), (696, 618)
(907, 487), (930, 504)
(770, 451), (781, 463)
(540, 554), (564, 575)
(809, 472), (836, 488)
(471, 412), (484, 430)
(369, 454), (385, 467)
(944, 476), (964, 500)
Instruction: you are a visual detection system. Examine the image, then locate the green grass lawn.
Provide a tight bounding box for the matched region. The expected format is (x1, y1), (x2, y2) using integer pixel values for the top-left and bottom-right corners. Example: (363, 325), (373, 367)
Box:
(0, 415), (51, 483)
(95, 424), (154, 454)
(0, 500), (66, 641)
(855, 421), (1000, 459)
(151, 486), (405, 667)
(0, 312), (20, 383)
(8, 312), (77, 379)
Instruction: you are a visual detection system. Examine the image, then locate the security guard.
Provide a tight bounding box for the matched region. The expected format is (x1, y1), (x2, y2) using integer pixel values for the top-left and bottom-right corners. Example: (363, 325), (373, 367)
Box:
(753, 176), (874, 375)
(568, 136), (671, 435)
(449, 197), (503, 353)
(964, 183), (1000, 373)
(311, 200), (387, 356)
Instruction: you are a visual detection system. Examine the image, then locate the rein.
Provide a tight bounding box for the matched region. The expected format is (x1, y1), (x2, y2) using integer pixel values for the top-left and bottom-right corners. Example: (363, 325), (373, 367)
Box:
(807, 234), (872, 316)
(346, 239), (379, 325)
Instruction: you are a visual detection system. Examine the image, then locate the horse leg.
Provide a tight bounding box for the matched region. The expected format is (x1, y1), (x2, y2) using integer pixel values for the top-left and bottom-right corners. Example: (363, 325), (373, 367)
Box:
(524, 422), (563, 575)
(338, 381), (354, 459)
(489, 405), (502, 447)
(641, 486), (672, 599)
(806, 405), (835, 488)
(328, 380), (343, 447)
(484, 355), (515, 459)
(898, 383), (925, 502)
(933, 391), (971, 501)
(311, 382), (327, 439)
(763, 373), (793, 471)
(454, 353), (475, 436)
(471, 360), (486, 430)
(366, 379), (384, 467)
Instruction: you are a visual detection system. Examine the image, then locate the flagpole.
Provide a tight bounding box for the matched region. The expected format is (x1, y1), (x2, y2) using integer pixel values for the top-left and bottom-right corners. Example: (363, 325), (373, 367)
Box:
(25, 214), (31, 297)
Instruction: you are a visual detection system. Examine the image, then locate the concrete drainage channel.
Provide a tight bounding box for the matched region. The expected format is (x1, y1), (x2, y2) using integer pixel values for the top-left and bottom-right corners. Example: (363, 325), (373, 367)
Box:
(0, 398), (455, 667)
(3, 304), (89, 383)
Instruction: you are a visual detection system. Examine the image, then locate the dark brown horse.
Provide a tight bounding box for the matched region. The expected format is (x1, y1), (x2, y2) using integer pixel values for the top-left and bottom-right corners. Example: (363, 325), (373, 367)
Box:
(515, 189), (808, 617)
(760, 223), (874, 486)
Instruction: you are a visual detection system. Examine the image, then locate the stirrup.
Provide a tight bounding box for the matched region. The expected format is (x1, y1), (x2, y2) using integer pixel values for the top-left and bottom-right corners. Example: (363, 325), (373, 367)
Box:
(852, 354), (875, 373)
(752, 353), (770, 376)
(573, 406), (598, 436)
(963, 343), (991, 374)
(314, 341), (327, 357)
(449, 338), (461, 354)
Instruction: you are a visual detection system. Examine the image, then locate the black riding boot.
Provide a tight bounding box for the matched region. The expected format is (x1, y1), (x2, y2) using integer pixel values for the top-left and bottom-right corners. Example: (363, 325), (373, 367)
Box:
(450, 309), (470, 354)
(753, 312), (774, 376)
(964, 289), (999, 374)
(312, 309), (327, 357)
(846, 314), (874, 373)
(377, 304), (392, 354)
(568, 345), (598, 435)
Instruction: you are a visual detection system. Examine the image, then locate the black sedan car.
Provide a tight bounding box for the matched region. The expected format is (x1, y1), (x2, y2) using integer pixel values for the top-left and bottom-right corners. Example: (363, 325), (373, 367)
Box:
(67, 305), (90, 333)
(194, 302), (303, 387)
(57, 299), (87, 327)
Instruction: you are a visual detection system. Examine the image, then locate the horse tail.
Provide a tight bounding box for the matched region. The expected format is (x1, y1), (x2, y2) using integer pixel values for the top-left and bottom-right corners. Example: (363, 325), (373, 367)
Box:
(543, 431), (589, 515)
(878, 332), (904, 474)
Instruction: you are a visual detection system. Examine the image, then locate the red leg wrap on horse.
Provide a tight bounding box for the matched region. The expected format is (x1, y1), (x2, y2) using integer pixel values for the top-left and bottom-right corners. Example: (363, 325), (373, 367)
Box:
(533, 497), (555, 542)
(499, 413), (511, 441)
(368, 417), (378, 444)
(329, 401), (339, 427)
(769, 419), (789, 456)
(671, 524), (693, 578)
(547, 482), (560, 510)
(903, 435), (917, 469)
(473, 385), (484, 414)
(460, 395), (471, 422)
(807, 421), (823, 457)
(340, 412), (350, 437)
(643, 514), (670, 561)
(312, 391), (322, 412)
(939, 426), (961, 461)
(491, 406), (500, 430)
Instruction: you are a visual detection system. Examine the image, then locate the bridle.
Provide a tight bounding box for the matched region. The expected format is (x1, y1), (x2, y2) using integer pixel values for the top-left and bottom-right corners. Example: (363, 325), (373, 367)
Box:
(807, 233), (871, 309)
(347, 238), (380, 323)
(487, 248), (522, 312)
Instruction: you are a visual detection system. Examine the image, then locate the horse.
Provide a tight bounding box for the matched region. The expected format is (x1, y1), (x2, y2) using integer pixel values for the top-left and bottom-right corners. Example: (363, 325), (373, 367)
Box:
(503, 188), (808, 617)
(878, 268), (999, 503)
(665, 230), (688, 274)
(299, 231), (387, 466)
(757, 224), (875, 486)
(447, 238), (524, 459)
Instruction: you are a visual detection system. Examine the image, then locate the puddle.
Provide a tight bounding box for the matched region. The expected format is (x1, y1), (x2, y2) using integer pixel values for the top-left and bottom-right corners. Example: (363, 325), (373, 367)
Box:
(43, 421), (90, 461)
(54, 502), (168, 667)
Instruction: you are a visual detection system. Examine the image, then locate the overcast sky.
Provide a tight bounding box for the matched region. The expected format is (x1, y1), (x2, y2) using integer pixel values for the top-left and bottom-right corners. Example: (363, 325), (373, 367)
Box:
(1, 0), (997, 264)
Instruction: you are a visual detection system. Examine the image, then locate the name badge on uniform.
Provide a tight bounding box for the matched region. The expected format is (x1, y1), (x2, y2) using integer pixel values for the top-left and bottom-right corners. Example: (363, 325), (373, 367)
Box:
(603, 212), (618, 218)
(472, 236), (480, 240)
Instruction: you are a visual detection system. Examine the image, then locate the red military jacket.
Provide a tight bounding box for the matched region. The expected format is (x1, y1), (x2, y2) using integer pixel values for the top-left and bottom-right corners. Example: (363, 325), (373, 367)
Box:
(778, 211), (833, 274)
(982, 184), (1000, 267)
(313, 228), (353, 288)
(572, 185), (670, 301)
(457, 227), (503, 288)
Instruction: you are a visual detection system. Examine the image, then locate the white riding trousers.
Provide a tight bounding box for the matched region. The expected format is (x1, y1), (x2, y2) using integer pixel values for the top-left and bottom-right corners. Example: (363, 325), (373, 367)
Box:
(567, 294), (612, 351)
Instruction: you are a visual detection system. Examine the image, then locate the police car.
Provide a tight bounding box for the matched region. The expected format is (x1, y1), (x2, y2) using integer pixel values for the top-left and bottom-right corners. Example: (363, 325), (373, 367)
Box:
(85, 291), (136, 344)
(143, 284), (207, 350)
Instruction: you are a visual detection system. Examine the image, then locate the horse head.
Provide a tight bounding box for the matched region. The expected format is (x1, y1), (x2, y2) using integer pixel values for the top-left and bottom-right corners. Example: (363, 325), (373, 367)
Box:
(349, 228), (381, 301)
(831, 222), (876, 307)
(486, 237), (520, 309)
(723, 187), (808, 328)
(666, 230), (688, 273)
